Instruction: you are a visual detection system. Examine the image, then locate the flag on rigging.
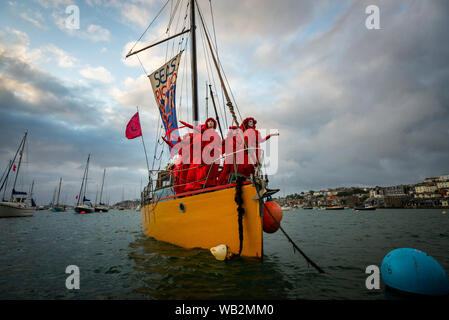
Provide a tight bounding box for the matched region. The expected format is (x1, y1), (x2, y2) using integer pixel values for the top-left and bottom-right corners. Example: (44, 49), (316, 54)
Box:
(125, 112), (142, 139)
(148, 51), (183, 149)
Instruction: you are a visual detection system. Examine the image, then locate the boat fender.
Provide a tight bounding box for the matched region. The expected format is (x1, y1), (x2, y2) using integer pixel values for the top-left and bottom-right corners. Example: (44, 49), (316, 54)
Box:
(381, 248), (449, 296)
(210, 244), (233, 261)
(263, 201), (283, 233)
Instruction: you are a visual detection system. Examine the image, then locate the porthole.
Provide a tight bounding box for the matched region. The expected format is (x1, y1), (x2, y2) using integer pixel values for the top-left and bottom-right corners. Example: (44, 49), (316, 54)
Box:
(179, 202), (186, 213)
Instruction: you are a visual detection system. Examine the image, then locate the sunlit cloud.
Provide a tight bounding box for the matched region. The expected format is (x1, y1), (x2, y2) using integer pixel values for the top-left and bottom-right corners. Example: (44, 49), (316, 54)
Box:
(79, 66), (114, 83)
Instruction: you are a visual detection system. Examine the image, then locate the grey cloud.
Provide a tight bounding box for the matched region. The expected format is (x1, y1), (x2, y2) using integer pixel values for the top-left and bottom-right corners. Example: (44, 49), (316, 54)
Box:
(229, 0), (449, 193)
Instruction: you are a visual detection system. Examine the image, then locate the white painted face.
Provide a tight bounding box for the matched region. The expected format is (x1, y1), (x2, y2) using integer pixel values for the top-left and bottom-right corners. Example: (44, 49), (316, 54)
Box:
(248, 119), (254, 127)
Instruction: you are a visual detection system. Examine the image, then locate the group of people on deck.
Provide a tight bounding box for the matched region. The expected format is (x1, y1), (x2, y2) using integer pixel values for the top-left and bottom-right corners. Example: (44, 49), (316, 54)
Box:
(162, 117), (279, 195)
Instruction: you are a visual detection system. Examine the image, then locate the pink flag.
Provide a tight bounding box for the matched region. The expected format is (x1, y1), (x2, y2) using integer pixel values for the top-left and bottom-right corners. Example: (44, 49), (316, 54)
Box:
(126, 112), (142, 139)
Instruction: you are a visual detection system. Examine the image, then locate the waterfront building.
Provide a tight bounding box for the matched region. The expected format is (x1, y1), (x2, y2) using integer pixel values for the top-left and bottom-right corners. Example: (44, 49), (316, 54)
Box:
(415, 184), (438, 194)
(383, 185), (408, 197)
(424, 177), (440, 184)
(437, 181), (449, 189)
(370, 187), (385, 198)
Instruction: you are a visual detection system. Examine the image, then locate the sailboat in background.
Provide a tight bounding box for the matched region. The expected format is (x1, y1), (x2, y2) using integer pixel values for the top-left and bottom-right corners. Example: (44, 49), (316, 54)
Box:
(0, 132), (36, 218)
(74, 154), (94, 214)
(52, 177), (65, 212)
(126, 0), (282, 258)
(95, 169), (109, 212)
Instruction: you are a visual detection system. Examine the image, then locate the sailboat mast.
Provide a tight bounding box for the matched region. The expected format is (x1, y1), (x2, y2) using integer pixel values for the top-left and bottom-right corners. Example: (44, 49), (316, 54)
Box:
(198, 9), (240, 127)
(190, 0), (199, 123)
(56, 177), (62, 207)
(2, 160), (12, 201)
(83, 154), (90, 202)
(0, 136), (25, 193)
(10, 132), (27, 202)
(76, 154), (88, 206)
(0, 160), (10, 185)
(76, 168), (84, 206)
(99, 168), (105, 204)
(30, 180), (34, 198)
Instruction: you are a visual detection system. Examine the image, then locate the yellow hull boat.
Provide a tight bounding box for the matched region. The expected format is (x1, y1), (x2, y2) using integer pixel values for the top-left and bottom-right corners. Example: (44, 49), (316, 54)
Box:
(141, 183), (263, 258)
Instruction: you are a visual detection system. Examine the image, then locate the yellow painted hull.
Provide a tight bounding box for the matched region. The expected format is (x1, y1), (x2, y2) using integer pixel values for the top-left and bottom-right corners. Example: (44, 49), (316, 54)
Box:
(141, 184), (263, 258)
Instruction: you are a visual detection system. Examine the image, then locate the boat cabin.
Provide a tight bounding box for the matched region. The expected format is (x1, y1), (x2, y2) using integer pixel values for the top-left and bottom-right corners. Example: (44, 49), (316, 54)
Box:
(155, 170), (173, 190)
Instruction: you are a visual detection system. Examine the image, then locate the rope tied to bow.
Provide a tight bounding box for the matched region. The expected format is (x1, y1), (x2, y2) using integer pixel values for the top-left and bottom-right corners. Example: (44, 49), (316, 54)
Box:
(234, 175), (245, 256)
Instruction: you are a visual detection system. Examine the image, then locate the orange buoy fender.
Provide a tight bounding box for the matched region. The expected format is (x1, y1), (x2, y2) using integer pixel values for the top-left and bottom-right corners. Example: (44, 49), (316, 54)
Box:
(263, 201), (283, 233)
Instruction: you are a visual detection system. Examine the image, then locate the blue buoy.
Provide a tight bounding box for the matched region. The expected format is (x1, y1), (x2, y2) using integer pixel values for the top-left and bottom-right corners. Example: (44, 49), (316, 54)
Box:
(381, 248), (449, 296)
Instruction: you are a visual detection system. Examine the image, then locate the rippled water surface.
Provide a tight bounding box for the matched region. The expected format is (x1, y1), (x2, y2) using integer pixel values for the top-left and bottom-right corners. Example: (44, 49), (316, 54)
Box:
(0, 208), (448, 300)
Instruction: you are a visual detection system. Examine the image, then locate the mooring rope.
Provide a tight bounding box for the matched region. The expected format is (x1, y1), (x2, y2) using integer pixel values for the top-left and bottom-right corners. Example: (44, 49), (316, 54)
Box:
(234, 175), (245, 256)
(253, 181), (326, 274)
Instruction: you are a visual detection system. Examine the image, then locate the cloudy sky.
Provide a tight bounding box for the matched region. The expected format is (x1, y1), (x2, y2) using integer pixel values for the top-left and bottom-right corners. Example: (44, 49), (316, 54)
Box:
(0, 0), (448, 205)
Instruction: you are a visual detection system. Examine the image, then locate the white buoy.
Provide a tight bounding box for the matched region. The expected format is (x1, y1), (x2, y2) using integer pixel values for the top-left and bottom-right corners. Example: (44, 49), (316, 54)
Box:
(210, 244), (232, 261)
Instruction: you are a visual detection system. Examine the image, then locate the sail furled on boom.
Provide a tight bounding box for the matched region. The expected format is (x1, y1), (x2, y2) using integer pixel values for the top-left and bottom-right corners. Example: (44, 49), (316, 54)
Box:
(149, 51), (183, 149)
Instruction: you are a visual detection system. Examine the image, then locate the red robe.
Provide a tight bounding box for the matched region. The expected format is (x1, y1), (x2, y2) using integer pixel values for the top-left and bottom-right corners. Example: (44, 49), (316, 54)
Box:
(181, 118), (221, 191)
(162, 133), (193, 194)
(217, 126), (243, 185)
(238, 117), (276, 177)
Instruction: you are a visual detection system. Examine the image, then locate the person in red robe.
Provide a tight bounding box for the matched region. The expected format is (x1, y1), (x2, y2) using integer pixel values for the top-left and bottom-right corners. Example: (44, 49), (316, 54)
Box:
(161, 132), (193, 194)
(198, 118), (221, 188)
(239, 117), (279, 177)
(180, 117), (221, 191)
(217, 125), (243, 185)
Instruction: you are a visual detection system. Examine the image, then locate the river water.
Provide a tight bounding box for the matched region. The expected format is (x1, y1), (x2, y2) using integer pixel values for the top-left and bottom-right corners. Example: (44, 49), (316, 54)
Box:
(0, 208), (448, 300)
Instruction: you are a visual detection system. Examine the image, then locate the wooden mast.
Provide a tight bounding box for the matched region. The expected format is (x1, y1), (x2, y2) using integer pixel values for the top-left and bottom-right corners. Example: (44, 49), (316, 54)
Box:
(126, 29), (190, 58)
(123, 1), (199, 127)
(190, 0), (199, 123)
(197, 9), (239, 127)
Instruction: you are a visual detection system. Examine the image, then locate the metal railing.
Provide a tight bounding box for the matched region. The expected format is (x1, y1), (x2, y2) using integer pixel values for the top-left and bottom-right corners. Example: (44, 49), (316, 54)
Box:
(142, 147), (266, 204)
